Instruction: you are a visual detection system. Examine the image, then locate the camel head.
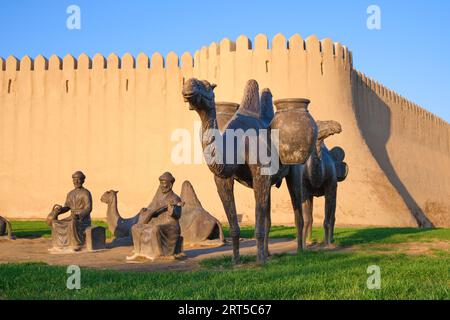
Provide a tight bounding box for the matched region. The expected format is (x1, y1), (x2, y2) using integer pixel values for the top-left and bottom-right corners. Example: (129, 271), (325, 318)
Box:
(182, 78), (217, 113)
(100, 190), (118, 204)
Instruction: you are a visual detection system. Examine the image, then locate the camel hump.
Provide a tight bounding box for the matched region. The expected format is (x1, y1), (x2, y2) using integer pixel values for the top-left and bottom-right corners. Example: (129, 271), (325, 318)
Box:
(180, 181), (203, 208)
(260, 88), (274, 127)
(329, 147), (349, 182)
(330, 146), (345, 162)
(317, 120), (342, 143)
(237, 79), (261, 119)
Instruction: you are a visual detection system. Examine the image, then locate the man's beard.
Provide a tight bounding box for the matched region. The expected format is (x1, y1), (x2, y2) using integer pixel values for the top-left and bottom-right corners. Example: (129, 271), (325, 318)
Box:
(161, 186), (171, 194)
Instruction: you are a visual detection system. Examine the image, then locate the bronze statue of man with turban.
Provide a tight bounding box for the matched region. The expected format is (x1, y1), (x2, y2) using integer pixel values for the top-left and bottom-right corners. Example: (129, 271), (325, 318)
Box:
(127, 172), (184, 261)
(46, 171), (93, 251)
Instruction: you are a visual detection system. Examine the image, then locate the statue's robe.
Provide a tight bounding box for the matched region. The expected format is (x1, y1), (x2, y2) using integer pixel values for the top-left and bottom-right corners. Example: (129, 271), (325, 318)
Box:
(64, 187), (93, 230)
(51, 187), (93, 250)
(131, 189), (182, 259)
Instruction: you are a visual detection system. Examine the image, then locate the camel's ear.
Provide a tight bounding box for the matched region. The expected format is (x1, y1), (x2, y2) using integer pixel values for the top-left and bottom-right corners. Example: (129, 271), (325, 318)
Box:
(113, 190), (119, 194)
(211, 84), (217, 91)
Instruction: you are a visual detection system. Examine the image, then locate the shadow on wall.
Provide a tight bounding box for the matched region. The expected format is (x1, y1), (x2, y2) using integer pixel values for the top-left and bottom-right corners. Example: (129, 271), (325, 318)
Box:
(351, 72), (434, 228)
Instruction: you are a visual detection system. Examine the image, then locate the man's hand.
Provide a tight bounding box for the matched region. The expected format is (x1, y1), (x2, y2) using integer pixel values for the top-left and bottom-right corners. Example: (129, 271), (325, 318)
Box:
(168, 202), (183, 218)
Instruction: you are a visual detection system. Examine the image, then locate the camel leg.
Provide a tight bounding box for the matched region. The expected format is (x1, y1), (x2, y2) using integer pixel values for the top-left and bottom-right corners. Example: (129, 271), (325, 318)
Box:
(302, 190), (314, 246)
(324, 183), (337, 246)
(214, 175), (240, 264)
(264, 193), (271, 258)
(253, 172), (271, 264)
(286, 166), (305, 252)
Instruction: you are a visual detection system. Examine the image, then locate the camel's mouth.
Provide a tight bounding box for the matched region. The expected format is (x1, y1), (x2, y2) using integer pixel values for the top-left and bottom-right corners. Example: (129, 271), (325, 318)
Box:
(182, 81), (201, 110)
(182, 89), (196, 100)
(183, 92), (201, 110)
(182, 78), (215, 111)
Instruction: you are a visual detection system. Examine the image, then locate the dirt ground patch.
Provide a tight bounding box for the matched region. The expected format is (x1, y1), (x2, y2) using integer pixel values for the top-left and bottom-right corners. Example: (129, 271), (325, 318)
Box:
(0, 237), (300, 272)
(0, 237), (448, 272)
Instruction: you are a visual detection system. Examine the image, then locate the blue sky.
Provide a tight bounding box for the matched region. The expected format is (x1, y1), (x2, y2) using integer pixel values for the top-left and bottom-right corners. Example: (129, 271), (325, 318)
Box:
(1, 0), (449, 122)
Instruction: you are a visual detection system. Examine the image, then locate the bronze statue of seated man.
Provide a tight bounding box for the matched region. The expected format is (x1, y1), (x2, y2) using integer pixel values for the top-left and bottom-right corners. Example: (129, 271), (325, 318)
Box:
(127, 172), (184, 261)
(46, 171), (93, 252)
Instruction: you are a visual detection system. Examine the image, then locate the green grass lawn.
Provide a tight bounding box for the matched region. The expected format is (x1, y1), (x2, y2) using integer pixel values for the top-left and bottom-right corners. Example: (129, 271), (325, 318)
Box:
(10, 220), (450, 246)
(1, 221), (449, 300)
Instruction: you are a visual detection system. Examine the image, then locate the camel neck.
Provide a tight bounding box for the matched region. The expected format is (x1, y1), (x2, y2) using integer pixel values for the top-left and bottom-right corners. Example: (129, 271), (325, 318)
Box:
(110, 195), (119, 217)
(199, 109), (218, 132)
(198, 108), (228, 177)
(199, 109), (220, 148)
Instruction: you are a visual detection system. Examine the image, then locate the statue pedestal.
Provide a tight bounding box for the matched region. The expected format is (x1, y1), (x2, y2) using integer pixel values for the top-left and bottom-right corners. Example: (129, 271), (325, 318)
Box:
(86, 226), (106, 251)
(0, 236), (15, 241)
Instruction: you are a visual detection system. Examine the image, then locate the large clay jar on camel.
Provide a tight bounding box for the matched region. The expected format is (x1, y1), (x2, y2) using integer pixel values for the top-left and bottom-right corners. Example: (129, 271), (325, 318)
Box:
(216, 102), (239, 132)
(271, 98), (318, 165)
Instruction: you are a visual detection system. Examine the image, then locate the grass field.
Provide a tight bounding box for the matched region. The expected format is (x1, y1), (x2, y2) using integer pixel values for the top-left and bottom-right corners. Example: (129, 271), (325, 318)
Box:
(0, 221), (449, 300)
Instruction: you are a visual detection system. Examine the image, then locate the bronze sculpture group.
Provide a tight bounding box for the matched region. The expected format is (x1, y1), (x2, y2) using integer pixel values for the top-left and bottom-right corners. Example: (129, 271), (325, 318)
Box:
(46, 170), (224, 260)
(38, 77), (348, 265)
(182, 78), (348, 264)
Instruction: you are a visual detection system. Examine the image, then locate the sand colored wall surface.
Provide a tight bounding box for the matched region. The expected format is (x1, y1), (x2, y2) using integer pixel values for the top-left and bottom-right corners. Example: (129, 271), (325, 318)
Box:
(0, 33), (449, 227)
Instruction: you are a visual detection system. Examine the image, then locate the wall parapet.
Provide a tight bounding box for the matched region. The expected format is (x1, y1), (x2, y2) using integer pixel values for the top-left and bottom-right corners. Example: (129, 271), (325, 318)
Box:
(353, 70), (449, 128)
(0, 33), (352, 72)
(0, 33), (446, 129)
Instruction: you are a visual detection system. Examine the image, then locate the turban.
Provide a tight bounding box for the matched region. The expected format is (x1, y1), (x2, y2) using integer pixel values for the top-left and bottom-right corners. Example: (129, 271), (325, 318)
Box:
(72, 171), (86, 180)
(159, 172), (175, 184)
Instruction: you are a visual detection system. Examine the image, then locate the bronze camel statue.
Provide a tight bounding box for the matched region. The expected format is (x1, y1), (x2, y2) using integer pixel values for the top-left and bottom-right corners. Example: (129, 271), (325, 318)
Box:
(182, 78), (316, 264)
(101, 190), (140, 242)
(302, 120), (348, 246)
